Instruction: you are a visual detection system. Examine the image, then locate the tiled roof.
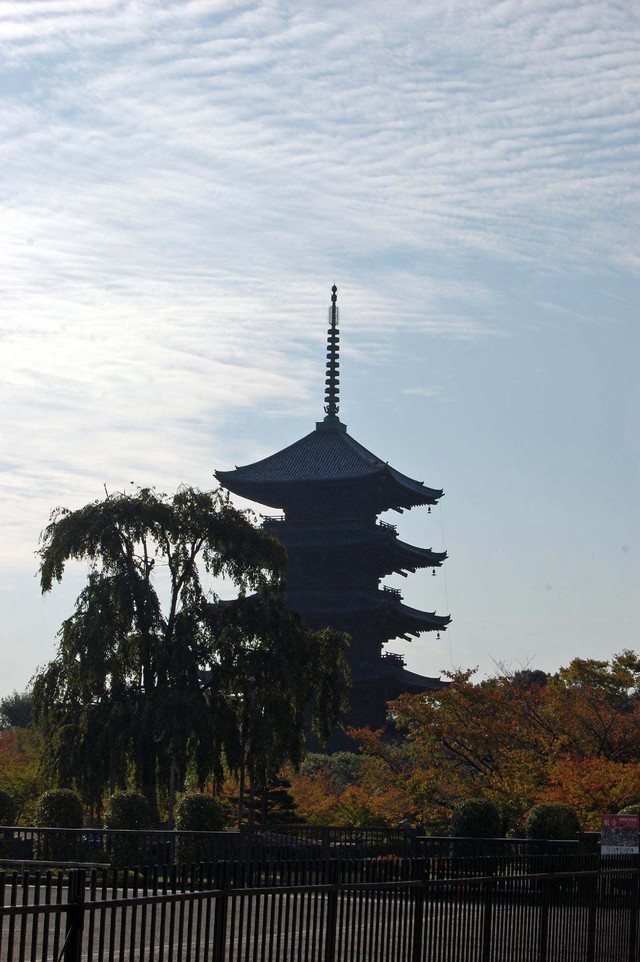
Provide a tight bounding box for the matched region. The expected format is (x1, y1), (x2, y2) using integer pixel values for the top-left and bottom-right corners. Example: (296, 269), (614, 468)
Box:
(216, 423), (443, 501)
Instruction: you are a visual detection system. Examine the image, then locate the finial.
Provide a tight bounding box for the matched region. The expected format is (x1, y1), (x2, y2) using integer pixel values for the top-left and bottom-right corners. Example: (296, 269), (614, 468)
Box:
(324, 285), (340, 422)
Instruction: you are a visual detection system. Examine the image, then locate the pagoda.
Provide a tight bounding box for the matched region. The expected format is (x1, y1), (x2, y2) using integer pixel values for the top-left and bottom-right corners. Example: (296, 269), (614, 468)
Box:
(216, 286), (450, 742)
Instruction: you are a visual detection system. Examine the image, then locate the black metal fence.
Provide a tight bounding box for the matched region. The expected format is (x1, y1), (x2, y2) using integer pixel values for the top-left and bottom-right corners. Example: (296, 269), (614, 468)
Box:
(2, 854), (639, 962)
(0, 825), (420, 866)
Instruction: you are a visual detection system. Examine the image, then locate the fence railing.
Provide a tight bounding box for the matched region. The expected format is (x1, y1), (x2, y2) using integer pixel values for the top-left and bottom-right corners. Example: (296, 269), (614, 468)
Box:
(0, 825), (421, 866)
(1, 854), (639, 962)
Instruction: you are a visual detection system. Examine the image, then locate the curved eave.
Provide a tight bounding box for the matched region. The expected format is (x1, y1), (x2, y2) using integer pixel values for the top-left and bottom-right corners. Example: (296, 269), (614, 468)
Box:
(262, 521), (447, 568)
(351, 662), (448, 691)
(216, 470), (443, 513)
(392, 540), (447, 570)
(286, 589), (451, 634)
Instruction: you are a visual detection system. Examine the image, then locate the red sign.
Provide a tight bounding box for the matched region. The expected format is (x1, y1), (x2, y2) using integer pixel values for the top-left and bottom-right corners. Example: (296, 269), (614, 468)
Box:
(601, 814), (639, 855)
(601, 815), (639, 831)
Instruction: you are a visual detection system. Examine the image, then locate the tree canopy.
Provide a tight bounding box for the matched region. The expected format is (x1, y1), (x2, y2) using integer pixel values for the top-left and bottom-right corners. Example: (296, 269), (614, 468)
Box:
(32, 486), (348, 820)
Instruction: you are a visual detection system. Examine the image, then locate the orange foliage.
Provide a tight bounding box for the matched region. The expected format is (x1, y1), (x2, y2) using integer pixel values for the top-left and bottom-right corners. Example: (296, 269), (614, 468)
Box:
(0, 727), (45, 823)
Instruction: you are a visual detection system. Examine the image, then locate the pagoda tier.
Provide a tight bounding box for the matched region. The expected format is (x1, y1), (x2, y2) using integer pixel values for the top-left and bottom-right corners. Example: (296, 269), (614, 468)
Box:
(262, 518), (447, 585)
(215, 286), (450, 746)
(285, 587), (449, 638)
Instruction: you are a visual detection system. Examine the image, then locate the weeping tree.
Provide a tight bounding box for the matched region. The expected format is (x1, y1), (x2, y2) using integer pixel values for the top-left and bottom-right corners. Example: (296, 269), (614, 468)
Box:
(208, 594), (348, 825)
(32, 486), (348, 821)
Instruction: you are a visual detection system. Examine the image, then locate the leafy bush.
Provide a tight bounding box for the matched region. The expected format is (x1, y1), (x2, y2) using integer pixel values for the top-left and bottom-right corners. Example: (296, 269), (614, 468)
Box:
(34, 789), (83, 861)
(104, 791), (152, 867)
(618, 804), (640, 816)
(450, 799), (501, 838)
(525, 803), (581, 840)
(175, 793), (225, 865)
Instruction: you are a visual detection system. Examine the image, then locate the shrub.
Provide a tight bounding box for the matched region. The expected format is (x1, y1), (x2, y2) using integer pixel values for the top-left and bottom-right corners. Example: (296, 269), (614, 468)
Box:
(34, 789), (83, 861)
(104, 791), (152, 867)
(525, 803), (581, 840)
(450, 799), (501, 839)
(618, 804), (640, 816)
(175, 793), (226, 865)
(0, 790), (16, 858)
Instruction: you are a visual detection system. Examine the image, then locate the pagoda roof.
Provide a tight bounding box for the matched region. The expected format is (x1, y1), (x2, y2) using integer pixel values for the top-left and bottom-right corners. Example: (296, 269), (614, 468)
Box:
(216, 423), (443, 509)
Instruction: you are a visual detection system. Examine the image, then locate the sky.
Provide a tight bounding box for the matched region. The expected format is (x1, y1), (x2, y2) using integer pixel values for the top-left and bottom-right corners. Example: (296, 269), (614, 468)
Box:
(1, 0), (638, 697)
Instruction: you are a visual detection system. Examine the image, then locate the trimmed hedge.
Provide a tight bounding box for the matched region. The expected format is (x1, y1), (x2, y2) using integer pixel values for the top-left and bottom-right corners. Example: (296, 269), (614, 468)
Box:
(34, 789), (83, 861)
(450, 799), (501, 838)
(104, 791), (152, 867)
(525, 803), (581, 840)
(175, 793), (225, 865)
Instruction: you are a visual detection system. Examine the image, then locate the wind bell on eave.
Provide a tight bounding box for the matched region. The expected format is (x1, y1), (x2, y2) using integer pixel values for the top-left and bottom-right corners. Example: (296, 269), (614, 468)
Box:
(324, 284), (340, 423)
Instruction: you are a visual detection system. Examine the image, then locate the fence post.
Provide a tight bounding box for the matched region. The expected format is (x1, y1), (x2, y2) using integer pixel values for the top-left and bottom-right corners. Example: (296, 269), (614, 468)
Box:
(324, 859), (339, 962)
(481, 874), (494, 962)
(411, 858), (425, 962)
(63, 868), (85, 962)
(211, 861), (230, 962)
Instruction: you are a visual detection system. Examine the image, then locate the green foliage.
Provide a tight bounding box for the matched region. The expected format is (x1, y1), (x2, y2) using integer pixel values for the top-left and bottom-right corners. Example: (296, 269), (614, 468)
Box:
(0, 789), (16, 857)
(33, 485), (347, 826)
(175, 793), (225, 831)
(174, 793), (225, 864)
(0, 790), (16, 825)
(203, 597), (348, 825)
(301, 753), (365, 790)
(450, 799), (502, 838)
(0, 727), (45, 825)
(35, 788), (83, 828)
(104, 790), (152, 867)
(34, 788), (83, 861)
(525, 803), (581, 840)
(104, 790), (152, 829)
(0, 690), (33, 730)
(619, 804), (640, 816)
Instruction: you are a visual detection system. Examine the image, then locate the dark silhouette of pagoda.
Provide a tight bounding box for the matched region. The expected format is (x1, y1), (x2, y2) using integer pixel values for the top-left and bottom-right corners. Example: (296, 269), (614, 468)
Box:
(216, 286), (450, 743)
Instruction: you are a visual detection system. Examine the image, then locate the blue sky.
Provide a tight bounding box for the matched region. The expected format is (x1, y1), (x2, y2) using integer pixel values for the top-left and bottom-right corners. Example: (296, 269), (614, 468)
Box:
(1, 0), (638, 696)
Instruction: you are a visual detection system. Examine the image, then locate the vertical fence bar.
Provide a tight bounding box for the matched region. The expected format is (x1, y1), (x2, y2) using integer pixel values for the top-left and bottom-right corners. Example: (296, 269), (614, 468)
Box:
(63, 868), (85, 962)
(584, 871), (598, 962)
(538, 873), (550, 962)
(481, 874), (494, 962)
(324, 860), (339, 962)
(211, 861), (230, 962)
(411, 860), (424, 962)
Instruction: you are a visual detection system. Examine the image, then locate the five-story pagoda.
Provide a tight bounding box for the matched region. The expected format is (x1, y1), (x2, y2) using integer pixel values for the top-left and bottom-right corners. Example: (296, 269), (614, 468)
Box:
(216, 286), (450, 741)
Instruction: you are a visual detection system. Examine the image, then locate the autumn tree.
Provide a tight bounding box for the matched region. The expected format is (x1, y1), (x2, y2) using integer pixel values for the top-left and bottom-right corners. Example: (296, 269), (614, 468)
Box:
(33, 486), (347, 820)
(345, 652), (640, 833)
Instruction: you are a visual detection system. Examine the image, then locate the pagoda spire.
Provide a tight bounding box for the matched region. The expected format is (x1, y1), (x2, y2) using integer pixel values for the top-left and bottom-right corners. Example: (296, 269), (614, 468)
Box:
(324, 284), (340, 423)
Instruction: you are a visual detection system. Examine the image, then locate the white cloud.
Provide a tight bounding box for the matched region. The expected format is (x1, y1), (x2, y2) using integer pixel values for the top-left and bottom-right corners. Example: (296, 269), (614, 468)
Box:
(0, 0), (638, 664)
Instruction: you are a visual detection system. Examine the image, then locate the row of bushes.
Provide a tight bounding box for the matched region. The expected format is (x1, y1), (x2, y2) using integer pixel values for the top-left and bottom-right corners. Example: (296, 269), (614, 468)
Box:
(450, 798), (640, 839)
(0, 788), (225, 864)
(0, 788), (225, 832)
